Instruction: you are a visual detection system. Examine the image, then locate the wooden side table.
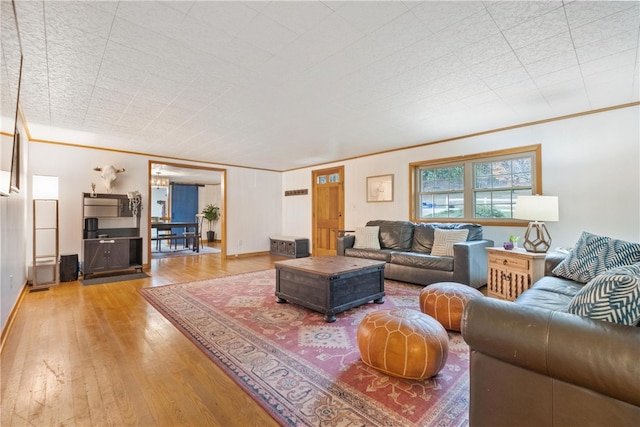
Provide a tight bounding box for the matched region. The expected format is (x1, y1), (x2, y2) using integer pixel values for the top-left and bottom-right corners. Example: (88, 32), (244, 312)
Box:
(486, 247), (546, 301)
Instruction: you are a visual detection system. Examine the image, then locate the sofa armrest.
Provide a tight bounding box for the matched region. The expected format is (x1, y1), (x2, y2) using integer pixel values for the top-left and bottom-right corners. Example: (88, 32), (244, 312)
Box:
(544, 251), (568, 276)
(462, 297), (640, 408)
(336, 234), (355, 256)
(452, 239), (493, 288)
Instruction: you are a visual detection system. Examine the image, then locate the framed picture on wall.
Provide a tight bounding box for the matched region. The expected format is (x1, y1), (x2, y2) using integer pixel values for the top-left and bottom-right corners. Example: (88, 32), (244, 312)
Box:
(367, 174), (393, 202)
(10, 131), (20, 193)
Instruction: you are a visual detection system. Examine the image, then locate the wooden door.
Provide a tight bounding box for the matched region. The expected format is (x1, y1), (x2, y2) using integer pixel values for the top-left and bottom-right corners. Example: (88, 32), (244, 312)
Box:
(312, 166), (344, 256)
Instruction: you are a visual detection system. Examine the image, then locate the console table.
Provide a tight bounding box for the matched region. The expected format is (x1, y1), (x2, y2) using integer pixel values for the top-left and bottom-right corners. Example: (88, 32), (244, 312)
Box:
(269, 235), (309, 258)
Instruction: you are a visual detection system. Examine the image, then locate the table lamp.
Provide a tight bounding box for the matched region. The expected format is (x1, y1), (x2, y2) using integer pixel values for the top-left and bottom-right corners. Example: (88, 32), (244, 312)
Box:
(514, 195), (559, 253)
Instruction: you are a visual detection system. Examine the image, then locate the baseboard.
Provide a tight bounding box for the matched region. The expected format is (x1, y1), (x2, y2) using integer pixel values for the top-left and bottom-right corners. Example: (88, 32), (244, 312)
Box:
(226, 250), (270, 259)
(0, 280), (29, 354)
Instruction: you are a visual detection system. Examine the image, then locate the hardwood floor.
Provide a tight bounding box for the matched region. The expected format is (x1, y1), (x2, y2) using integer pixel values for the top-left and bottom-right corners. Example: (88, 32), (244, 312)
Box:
(1, 247), (285, 427)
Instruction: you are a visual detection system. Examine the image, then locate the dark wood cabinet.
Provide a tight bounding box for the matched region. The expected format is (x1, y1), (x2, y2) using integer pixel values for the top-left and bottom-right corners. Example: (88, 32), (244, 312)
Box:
(82, 193), (143, 278)
(83, 238), (130, 275)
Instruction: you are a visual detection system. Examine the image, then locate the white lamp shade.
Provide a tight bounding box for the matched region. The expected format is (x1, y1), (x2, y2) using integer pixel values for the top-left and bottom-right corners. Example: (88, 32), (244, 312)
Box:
(514, 195), (559, 222)
(32, 175), (59, 200)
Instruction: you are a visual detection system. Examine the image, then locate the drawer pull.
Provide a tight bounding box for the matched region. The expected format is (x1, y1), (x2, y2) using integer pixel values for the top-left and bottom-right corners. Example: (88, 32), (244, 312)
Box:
(503, 259), (508, 265)
(99, 239), (115, 244)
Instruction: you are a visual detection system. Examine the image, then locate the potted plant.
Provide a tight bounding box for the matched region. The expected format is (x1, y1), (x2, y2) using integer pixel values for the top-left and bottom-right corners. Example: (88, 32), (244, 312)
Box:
(202, 203), (220, 242)
(503, 235), (519, 250)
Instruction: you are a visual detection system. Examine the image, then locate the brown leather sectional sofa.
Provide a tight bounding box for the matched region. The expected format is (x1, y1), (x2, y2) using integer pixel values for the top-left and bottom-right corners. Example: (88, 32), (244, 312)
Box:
(462, 252), (640, 426)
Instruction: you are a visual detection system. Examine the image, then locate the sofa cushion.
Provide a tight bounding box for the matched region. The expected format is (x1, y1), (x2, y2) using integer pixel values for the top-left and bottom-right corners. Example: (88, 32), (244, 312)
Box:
(411, 224), (437, 253)
(366, 220), (414, 250)
(515, 288), (575, 312)
(567, 263), (640, 326)
(344, 248), (392, 262)
(438, 223), (483, 241)
(552, 231), (640, 283)
(389, 252), (454, 271)
(528, 276), (585, 298)
(353, 226), (380, 250)
(431, 229), (469, 256)
(411, 223), (482, 253)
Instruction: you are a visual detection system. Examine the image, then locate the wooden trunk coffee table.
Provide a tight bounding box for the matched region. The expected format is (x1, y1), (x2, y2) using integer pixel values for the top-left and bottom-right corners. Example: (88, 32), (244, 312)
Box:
(275, 256), (386, 322)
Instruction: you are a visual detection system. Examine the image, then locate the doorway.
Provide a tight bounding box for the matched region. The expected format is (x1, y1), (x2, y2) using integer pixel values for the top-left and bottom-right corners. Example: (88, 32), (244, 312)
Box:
(148, 161), (226, 260)
(312, 166), (344, 256)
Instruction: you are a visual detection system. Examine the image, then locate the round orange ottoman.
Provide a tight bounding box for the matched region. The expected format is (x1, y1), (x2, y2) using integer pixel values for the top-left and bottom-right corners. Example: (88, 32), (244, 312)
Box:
(356, 308), (448, 379)
(419, 282), (483, 331)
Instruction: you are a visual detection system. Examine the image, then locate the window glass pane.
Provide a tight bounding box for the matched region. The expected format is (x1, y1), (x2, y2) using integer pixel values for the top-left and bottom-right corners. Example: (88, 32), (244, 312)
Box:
(513, 172), (531, 187)
(418, 166), (464, 219)
(475, 175), (490, 189)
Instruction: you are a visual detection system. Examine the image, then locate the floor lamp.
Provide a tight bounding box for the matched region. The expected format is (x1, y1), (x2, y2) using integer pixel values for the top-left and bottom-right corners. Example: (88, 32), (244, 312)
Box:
(514, 195), (559, 253)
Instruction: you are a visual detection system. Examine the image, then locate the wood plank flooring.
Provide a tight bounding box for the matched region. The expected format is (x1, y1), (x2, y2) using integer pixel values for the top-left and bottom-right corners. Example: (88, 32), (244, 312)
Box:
(1, 247), (285, 427)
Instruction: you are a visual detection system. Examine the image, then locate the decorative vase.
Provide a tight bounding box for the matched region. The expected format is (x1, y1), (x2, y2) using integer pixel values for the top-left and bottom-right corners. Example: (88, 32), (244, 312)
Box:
(503, 242), (514, 250)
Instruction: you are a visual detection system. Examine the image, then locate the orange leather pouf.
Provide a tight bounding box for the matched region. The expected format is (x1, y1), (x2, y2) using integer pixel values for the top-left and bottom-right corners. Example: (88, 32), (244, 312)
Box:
(419, 282), (483, 331)
(356, 308), (448, 380)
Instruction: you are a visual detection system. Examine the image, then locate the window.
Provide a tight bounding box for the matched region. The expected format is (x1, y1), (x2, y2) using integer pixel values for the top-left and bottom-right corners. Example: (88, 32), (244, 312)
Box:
(411, 145), (541, 224)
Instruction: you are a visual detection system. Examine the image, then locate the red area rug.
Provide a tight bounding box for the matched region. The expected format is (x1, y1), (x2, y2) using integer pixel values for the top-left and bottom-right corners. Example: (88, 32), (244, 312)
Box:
(140, 270), (469, 426)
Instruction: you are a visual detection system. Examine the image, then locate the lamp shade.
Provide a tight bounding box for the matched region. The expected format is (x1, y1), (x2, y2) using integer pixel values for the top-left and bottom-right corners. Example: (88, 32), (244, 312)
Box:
(32, 175), (59, 200)
(514, 195), (559, 222)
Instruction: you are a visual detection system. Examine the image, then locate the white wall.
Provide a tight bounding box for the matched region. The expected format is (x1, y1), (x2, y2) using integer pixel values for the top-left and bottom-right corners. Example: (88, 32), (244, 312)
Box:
(1, 123), (28, 332)
(281, 106), (640, 250)
(28, 143), (283, 261)
(199, 184), (222, 240)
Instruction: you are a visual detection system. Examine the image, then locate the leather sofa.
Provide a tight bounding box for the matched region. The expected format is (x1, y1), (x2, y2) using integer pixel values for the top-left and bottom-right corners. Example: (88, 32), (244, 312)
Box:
(336, 220), (493, 288)
(462, 253), (640, 427)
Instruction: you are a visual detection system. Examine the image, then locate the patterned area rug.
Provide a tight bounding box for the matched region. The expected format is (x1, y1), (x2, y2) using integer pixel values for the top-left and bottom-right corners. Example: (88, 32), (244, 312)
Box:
(139, 270), (469, 426)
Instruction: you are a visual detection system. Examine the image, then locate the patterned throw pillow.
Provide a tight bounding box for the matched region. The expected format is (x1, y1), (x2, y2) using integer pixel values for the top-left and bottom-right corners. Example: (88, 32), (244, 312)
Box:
(353, 226), (381, 250)
(552, 232), (640, 283)
(567, 263), (640, 326)
(430, 229), (469, 257)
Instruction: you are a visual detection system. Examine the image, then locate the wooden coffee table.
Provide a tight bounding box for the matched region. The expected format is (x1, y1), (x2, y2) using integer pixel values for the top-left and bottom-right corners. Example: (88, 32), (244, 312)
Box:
(275, 256), (386, 322)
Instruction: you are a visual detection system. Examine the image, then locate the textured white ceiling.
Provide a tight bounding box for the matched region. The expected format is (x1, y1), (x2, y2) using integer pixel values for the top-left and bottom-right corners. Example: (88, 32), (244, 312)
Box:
(11, 1), (640, 171)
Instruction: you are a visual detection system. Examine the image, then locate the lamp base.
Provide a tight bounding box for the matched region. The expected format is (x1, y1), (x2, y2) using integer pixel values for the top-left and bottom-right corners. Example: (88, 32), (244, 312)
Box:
(523, 221), (552, 253)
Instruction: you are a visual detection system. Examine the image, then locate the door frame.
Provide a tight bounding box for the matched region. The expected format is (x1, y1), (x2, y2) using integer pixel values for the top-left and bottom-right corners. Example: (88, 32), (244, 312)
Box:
(147, 161), (227, 263)
(311, 165), (345, 256)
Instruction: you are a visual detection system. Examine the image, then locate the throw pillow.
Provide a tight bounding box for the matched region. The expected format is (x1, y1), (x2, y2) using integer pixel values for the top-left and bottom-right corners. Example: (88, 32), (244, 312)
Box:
(353, 226), (381, 250)
(552, 231), (640, 283)
(567, 263), (640, 326)
(430, 229), (469, 257)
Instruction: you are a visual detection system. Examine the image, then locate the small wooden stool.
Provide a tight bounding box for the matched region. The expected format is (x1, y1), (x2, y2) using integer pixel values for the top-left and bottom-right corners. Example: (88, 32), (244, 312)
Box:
(357, 308), (448, 380)
(419, 282), (483, 331)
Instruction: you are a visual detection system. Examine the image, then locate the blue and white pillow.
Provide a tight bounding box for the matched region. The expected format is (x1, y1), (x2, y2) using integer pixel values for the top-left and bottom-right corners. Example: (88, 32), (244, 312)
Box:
(552, 232), (640, 283)
(567, 263), (640, 326)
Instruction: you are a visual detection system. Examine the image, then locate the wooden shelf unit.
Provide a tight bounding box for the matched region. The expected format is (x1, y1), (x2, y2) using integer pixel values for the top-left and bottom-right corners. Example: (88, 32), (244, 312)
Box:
(82, 193), (143, 278)
(32, 199), (59, 291)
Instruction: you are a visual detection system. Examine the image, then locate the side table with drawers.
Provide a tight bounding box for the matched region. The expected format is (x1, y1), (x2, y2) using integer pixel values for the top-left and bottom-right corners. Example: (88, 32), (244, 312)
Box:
(486, 247), (546, 301)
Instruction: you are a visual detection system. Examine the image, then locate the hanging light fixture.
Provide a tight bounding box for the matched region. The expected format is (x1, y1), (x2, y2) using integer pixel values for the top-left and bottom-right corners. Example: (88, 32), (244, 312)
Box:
(151, 175), (170, 188)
